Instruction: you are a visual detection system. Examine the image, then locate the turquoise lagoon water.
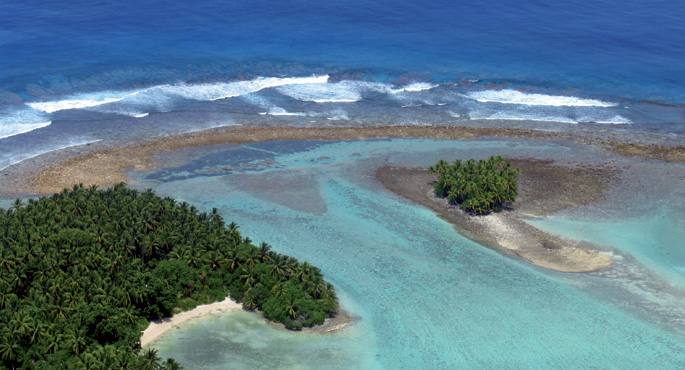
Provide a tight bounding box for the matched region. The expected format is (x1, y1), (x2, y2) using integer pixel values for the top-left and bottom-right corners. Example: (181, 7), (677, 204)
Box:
(534, 208), (685, 288)
(138, 139), (685, 369)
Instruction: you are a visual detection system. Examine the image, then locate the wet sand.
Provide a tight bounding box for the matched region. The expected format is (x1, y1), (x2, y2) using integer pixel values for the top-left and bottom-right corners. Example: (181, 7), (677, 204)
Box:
(2, 124), (682, 197)
(376, 160), (615, 273)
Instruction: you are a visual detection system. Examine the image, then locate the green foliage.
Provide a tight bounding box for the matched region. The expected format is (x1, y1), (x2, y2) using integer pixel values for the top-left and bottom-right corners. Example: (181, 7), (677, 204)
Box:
(0, 184), (338, 369)
(429, 156), (519, 215)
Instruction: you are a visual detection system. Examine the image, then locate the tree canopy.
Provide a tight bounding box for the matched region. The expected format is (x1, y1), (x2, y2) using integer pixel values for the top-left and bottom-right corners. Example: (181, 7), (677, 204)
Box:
(0, 184), (337, 369)
(429, 156), (519, 215)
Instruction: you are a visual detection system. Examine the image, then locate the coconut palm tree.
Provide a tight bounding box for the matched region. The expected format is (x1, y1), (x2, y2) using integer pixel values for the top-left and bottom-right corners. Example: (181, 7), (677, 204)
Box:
(0, 184), (338, 368)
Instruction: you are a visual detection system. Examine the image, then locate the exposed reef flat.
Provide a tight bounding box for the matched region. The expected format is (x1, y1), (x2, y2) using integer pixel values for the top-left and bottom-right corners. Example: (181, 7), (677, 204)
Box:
(376, 160), (615, 273)
(1, 125), (683, 197)
(608, 141), (685, 163)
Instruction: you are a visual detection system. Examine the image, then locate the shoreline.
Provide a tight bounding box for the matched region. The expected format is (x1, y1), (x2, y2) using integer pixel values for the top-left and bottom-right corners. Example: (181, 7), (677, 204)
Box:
(304, 310), (356, 334)
(1, 124), (684, 197)
(140, 297), (242, 347)
(140, 297), (355, 347)
(376, 162), (614, 273)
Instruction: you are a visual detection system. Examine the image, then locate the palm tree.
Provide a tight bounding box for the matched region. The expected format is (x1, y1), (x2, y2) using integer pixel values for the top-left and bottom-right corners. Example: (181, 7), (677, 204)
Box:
(0, 184), (338, 368)
(64, 332), (88, 355)
(258, 243), (272, 262)
(141, 348), (161, 370)
(163, 358), (183, 370)
(0, 337), (19, 362)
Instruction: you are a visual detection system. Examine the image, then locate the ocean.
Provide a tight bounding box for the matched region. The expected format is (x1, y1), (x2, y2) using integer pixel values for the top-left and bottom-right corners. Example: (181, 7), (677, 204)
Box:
(1, 0), (685, 170)
(2, 2), (685, 368)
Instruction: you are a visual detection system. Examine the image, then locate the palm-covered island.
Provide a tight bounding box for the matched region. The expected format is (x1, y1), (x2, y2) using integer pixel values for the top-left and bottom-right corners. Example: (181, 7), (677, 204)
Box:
(0, 184), (338, 369)
(430, 156), (519, 215)
(378, 154), (612, 273)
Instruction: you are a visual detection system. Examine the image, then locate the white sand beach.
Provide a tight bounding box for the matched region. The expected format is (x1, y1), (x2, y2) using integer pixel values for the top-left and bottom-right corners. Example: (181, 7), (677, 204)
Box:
(140, 297), (242, 347)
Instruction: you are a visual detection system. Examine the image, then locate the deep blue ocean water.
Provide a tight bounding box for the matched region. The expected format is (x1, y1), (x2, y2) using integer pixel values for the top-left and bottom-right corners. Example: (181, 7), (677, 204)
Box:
(2, 0), (685, 100)
(1, 0), (685, 171)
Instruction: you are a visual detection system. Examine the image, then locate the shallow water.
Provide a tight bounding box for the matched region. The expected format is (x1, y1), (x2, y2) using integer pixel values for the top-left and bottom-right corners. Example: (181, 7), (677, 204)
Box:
(139, 139), (685, 368)
(150, 310), (375, 369)
(534, 208), (685, 288)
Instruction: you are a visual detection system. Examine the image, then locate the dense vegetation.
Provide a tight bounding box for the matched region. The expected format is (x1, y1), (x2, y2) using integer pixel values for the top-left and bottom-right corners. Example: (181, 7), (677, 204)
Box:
(0, 184), (337, 369)
(430, 156), (519, 215)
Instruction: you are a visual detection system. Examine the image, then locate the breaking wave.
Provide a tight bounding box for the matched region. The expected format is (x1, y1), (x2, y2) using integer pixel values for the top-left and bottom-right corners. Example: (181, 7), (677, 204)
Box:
(259, 108), (307, 116)
(276, 80), (375, 103)
(153, 75), (329, 101)
(466, 110), (631, 124)
(27, 92), (138, 113)
(464, 89), (618, 107)
(24, 75), (331, 115)
(392, 82), (438, 93)
(0, 108), (52, 140)
(276, 80), (436, 103)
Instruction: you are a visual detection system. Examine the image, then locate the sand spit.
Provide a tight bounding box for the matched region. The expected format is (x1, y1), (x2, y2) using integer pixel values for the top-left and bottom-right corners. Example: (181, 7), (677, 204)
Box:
(376, 162), (614, 273)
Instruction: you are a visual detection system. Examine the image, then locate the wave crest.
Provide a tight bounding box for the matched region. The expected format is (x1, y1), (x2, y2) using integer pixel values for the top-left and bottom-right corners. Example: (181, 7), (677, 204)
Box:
(24, 75), (330, 115)
(27, 92), (138, 113)
(276, 80), (374, 103)
(464, 89), (618, 107)
(467, 110), (631, 124)
(0, 108), (52, 140)
(156, 75), (329, 101)
(392, 82), (438, 93)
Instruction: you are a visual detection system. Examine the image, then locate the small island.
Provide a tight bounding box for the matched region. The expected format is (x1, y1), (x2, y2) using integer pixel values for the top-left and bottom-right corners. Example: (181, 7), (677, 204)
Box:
(430, 156), (519, 215)
(0, 184), (338, 369)
(378, 157), (613, 273)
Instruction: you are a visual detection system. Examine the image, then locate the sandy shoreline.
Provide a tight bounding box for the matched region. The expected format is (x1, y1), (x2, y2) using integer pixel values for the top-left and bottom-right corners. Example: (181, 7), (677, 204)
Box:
(376, 162), (614, 273)
(140, 297), (242, 347)
(140, 298), (355, 347)
(1, 124), (683, 197)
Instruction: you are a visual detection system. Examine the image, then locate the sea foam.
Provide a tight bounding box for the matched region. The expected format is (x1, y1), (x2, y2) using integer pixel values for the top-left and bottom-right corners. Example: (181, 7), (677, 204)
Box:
(20, 76), (438, 123)
(259, 109), (307, 116)
(0, 139), (101, 172)
(464, 89), (618, 107)
(23, 75), (330, 116)
(155, 75), (330, 101)
(275, 80), (436, 103)
(582, 115), (631, 124)
(276, 81), (367, 103)
(27, 92), (139, 113)
(242, 93), (307, 117)
(391, 82), (438, 93)
(467, 110), (579, 124)
(0, 108), (52, 140)
(466, 110), (631, 125)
